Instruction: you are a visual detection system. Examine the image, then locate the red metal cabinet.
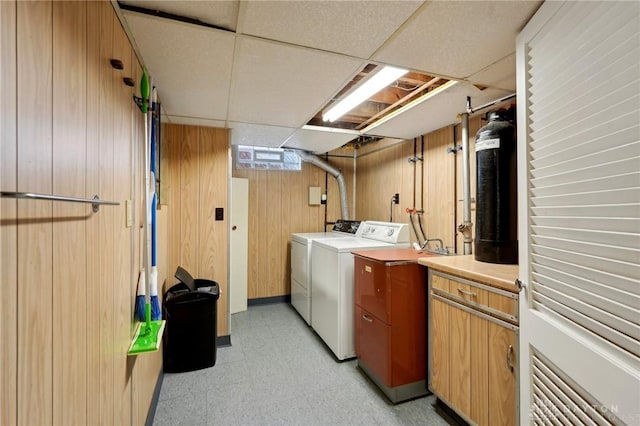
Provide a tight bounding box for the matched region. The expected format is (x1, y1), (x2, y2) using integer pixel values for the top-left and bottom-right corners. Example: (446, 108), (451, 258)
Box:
(354, 254), (427, 403)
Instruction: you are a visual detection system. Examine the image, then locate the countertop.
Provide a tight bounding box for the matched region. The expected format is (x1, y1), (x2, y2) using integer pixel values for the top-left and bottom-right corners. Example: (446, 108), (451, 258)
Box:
(351, 248), (439, 263)
(418, 254), (519, 293)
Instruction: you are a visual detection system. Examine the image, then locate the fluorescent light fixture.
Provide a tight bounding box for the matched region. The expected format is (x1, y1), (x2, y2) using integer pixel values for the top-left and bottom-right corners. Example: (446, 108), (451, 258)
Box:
(323, 65), (409, 123)
(361, 80), (459, 133)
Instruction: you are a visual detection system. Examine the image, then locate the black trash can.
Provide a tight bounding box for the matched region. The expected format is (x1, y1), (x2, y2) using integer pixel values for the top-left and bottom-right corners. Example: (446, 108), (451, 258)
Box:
(163, 266), (220, 373)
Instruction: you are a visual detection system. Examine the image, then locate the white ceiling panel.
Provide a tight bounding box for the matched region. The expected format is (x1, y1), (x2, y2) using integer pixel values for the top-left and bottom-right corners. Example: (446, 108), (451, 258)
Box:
(362, 82), (513, 140)
(229, 122), (297, 148)
(123, 11), (235, 122)
(238, 0), (424, 58)
(120, 0), (239, 31)
(466, 53), (517, 92)
(164, 116), (227, 129)
(374, 1), (541, 79)
(228, 36), (365, 128)
(283, 126), (361, 154)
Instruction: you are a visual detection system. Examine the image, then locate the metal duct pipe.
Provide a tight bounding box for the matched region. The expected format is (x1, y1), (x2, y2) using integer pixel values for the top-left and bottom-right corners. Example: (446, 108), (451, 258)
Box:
(297, 150), (350, 220)
(458, 111), (473, 254)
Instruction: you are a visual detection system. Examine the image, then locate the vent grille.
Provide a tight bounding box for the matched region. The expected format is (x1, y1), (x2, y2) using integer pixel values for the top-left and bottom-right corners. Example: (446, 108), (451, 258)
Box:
(531, 351), (624, 425)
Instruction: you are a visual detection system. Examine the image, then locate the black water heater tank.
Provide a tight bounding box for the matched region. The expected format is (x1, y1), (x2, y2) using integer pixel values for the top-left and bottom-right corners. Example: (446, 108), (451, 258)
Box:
(474, 109), (518, 264)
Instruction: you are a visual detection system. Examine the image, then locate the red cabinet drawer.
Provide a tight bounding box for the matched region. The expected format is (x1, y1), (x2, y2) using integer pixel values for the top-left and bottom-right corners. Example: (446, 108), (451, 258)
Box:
(354, 257), (390, 323)
(355, 305), (390, 385)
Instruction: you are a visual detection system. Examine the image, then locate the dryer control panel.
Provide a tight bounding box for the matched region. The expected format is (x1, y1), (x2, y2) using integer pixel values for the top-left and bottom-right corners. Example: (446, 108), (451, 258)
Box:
(356, 221), (410, 244)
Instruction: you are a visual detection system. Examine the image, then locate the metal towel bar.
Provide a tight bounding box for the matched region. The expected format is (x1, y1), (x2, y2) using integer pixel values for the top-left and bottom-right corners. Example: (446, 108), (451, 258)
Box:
(1, 191), (119, 212)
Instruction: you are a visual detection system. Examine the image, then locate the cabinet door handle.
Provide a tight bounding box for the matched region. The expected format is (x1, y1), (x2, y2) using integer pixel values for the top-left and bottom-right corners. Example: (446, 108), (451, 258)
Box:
(362, 314), (374, 323)
(506, 345), (514, 372)
(457, 288), (477, 297)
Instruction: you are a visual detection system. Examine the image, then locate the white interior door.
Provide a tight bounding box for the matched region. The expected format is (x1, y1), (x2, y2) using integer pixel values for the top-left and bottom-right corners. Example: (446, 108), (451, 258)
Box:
(517, 2), (640, 424)
(230, 177), (248, 314)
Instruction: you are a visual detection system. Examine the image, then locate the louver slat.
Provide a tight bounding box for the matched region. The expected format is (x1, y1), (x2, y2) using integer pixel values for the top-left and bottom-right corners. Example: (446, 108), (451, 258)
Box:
(531, 353), (614, 425)
(527, 0), (640, 360)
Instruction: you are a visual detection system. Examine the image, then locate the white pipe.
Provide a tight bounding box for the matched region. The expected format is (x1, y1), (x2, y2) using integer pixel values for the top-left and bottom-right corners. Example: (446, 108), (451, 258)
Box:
(297, 150), (350, 220)
(467, 93), (516, 114)
(458, 112), (473, 254)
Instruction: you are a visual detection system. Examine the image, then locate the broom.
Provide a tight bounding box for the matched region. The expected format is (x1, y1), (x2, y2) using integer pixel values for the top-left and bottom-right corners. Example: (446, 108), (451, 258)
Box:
(149, 86), (161, 321)
(135, 269), (146, 322)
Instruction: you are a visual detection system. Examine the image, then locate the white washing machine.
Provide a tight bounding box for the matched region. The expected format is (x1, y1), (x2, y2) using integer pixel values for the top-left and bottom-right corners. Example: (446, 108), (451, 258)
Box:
(311, 221), (410, 360)
(290, 220), (361, 325)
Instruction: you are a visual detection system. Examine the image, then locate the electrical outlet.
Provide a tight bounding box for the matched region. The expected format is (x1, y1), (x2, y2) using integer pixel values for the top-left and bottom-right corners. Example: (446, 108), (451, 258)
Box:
(392, 193), (400, 204)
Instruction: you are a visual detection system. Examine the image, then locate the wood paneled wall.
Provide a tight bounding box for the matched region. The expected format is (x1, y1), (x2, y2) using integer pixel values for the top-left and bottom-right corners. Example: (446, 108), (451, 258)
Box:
(355, 139), (417, 233)
(356, 127), (457, 251)
(233, 151), (354, 299)
(161, 124), (229, 336)
(0, 1), (18, 424)
(0, 2), (163, 425)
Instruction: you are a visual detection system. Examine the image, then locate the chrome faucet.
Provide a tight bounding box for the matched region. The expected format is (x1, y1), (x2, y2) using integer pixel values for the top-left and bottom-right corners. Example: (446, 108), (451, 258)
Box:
(422, 238), (450, 255)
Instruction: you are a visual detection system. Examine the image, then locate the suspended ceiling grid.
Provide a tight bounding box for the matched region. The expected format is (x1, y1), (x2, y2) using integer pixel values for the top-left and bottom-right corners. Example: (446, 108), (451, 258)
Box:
(118, 0), (542, 154)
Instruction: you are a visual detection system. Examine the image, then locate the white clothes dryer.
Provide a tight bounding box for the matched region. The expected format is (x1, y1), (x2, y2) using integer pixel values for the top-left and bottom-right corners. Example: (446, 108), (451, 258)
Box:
(311, 221), (409, 360)
(290, 220), (361, 324)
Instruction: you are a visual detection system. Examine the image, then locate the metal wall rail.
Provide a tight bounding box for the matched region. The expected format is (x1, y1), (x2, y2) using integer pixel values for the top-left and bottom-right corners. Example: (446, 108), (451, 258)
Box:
(1, 191), (119, 212)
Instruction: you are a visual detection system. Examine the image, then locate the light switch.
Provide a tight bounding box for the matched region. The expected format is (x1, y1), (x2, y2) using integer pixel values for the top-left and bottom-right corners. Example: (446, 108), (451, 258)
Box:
(125, 199), (132, 228)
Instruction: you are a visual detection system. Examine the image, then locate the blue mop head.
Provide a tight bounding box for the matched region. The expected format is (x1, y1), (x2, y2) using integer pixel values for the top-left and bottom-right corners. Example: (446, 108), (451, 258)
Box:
(150, 267), (162, 320)
(135, 271), (146, 322)
(151, 295), (161, 321)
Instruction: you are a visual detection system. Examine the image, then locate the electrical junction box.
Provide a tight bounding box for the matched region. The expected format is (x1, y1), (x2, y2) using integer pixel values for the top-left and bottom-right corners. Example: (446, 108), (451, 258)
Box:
(309, 186), (321, 206)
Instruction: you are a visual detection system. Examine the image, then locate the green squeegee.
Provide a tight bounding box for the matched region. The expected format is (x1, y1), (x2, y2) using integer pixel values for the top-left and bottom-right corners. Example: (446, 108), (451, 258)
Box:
(128, 68), (165, 356)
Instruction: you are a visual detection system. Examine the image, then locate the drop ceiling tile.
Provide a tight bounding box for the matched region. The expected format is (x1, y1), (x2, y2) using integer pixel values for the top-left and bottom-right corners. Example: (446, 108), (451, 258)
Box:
(164, 115), (227, 129)
(228, 36), (365, 128)
(466, 53), (517, 92)
(238, 0), (423, 58)
(363, 82), (512, 140)
(123, 11), (235, 122)
(228, 122), (297, 148)
(374, 1), (542, 79)
(283, 127), (361, 154)
(120, 0), (239, 31)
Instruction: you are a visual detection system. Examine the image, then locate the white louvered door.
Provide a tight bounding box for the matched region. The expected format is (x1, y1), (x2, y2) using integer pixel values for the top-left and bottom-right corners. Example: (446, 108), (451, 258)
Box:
(516, 2), (640, 425)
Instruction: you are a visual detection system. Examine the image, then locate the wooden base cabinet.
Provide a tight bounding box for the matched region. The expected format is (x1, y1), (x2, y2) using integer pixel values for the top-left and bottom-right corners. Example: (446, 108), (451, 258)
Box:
(429, 270), (518, 426)
(354, 254), (427, 403)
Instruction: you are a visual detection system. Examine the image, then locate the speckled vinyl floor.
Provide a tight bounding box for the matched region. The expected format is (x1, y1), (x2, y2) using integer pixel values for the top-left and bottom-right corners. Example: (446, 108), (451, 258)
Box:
(152, 303), (464, 426)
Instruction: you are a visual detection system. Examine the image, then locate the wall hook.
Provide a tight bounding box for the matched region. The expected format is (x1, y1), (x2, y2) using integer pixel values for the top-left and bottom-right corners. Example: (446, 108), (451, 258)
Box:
(110, 59), (124, 70)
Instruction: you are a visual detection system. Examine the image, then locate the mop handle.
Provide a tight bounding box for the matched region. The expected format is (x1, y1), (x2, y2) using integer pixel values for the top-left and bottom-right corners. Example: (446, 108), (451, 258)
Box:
(140, 69), (151, 309)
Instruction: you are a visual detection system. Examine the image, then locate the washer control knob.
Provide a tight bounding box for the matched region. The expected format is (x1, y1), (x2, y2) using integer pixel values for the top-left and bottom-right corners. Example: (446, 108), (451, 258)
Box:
(385, 228), (395, 237)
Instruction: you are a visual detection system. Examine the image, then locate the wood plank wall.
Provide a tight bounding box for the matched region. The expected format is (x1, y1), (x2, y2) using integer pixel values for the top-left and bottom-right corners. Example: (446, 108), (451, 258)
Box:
(233, 150), (354, 298)
(356, 127), (457, 251)
(0, 1), (18, 425)
(355, 138), (417, 234)
(0, 1), (163, 424)
(161, 124), (229, 336)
